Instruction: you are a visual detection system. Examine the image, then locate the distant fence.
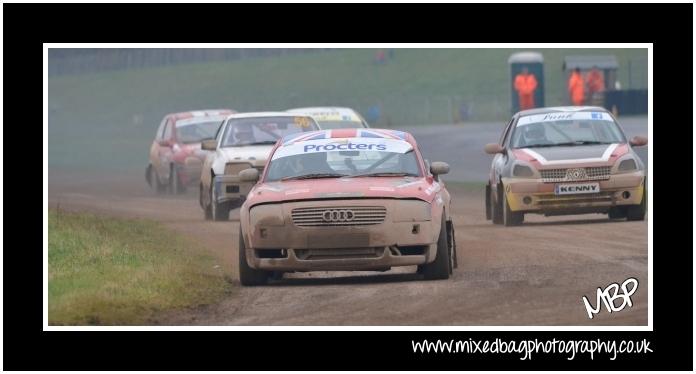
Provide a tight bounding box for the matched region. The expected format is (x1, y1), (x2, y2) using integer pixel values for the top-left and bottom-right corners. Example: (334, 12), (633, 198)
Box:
(48, 48), (333, 76)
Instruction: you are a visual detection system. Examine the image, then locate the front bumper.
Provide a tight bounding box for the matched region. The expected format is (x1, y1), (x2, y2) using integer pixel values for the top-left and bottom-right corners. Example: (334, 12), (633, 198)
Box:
(214, 175), (254, 203)
(245, 199), (439, 271)
(502, 171), (645, 214)
(250, 246), (435, 271)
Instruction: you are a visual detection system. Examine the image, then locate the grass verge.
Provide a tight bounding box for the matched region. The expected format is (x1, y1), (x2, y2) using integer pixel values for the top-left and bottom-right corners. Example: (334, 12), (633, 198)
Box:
(48, 208), (229, 325)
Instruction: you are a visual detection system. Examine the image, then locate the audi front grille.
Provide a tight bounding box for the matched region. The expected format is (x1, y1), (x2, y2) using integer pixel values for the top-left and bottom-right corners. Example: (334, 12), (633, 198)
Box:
(291, 206), (387, 227)
(540, 166), (612, 183)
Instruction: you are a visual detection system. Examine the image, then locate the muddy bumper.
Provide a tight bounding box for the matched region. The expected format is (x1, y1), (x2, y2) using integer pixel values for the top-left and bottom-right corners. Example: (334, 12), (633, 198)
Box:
(503, 171), (645, 214)
(244, 199), (439, 271)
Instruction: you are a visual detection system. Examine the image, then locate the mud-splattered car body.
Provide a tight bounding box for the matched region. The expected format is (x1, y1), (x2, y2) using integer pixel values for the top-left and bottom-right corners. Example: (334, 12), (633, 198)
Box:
(199, 112), (320, 221)
(286, 107), (370, 129)
(484, 106), (647, 226)
(237, 128), (456, 285)
(146, 109), (234, 194)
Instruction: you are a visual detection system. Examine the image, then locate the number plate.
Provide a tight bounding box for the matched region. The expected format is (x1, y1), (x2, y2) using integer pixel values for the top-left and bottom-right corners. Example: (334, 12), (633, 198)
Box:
(555, 182), (601, 195)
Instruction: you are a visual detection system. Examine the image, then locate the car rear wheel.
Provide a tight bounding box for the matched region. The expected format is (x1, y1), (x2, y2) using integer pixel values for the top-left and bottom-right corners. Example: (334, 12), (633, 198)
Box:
(502, 189), (523, 226)
(238, 227), (270, 286)
(418, 213), (451, 280)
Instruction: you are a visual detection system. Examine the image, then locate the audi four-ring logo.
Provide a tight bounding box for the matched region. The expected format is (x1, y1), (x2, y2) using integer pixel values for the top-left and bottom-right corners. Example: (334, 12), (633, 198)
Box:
(322, 209), (355, 222)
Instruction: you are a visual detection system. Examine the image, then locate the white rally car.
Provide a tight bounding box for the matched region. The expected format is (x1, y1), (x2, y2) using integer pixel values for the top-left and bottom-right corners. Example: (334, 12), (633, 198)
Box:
(199, 112), (320, 221)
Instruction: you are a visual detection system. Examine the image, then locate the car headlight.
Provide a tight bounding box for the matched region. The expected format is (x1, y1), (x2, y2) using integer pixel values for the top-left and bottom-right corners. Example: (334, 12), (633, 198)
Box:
(614, 155), (640, 174)
(618, 159), (637, 172)
(249, 204), (285, 227)
(393, 200), (432, 222)
(225, 162), (252, 175)
(512, 163), (535, 178)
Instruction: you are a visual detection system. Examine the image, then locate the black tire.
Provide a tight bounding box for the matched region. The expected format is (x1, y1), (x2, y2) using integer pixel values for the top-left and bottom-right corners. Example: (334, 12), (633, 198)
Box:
(626, 186), (646, 221)
(491, 184), (503, 224)
(201, 183), (212, 220)
(170, 166), (186, 194)
(238, 227), (270, 286)
(149, 166), (166, 195)
(418, 213), (451, 280)
(210, 182), (230, 221)
(485, 184), (492, 220)
(447, 220), (458, 271)
(502, 188), (524, 226)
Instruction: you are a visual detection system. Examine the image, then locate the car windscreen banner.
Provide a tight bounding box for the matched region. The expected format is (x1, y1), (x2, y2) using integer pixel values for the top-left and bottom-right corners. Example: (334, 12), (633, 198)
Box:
(517, 111), (612, 126)
(271, 138), (413, 160)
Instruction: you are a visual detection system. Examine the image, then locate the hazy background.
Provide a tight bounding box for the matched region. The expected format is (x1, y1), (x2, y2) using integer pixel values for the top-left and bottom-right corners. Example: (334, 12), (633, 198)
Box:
(48, 48), (648, 174)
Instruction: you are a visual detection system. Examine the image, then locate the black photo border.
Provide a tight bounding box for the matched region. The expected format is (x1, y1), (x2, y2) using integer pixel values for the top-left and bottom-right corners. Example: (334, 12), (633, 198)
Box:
(4, 2), (693, 371)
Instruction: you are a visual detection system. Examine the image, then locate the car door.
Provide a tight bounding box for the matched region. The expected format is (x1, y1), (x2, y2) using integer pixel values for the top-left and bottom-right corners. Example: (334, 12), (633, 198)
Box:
(157, 119), (175, 180)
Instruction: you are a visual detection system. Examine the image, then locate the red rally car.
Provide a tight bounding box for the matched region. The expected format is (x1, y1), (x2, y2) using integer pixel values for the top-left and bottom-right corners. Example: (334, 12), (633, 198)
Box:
(146, 109), (234, 194)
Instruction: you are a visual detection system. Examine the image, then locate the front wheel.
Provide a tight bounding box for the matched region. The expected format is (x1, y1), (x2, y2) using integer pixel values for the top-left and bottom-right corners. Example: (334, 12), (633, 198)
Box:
(418, 213), (451, 280)
(626, 186), (646, 221)
(502, 190), (524, 226)
(201, 183), (212, 220)
(491, 184), (503, 224)
(210, 183), (230, 221)
(485, 184), (492, 220)
(238, 227), (270, 286)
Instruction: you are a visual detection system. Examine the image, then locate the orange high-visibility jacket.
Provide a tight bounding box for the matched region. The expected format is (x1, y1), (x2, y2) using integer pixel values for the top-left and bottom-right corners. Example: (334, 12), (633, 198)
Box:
(586, 69), (605, 93)
(514, 73), (538, 96)
(568, 71), (585, 104)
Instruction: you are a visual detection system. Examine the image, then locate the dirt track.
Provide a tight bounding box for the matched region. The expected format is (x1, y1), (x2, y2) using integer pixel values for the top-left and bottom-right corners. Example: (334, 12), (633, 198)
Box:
(48, 169), (648, 326)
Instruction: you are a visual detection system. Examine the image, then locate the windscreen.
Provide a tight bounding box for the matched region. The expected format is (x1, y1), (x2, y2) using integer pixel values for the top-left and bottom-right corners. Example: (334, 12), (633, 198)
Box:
(220, 116), (318, 147)
(176, 119), (224, 143)
(265, 138), (421, 181)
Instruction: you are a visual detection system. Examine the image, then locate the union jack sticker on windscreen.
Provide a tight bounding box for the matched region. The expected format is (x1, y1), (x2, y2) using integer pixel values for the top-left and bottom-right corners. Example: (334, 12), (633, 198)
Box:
(554, 182), (601, 195)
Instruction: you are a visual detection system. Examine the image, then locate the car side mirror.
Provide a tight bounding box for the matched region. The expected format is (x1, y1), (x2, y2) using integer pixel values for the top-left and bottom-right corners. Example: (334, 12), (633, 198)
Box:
(239, 168), (259, 183)
(201, 139), (217, 151)
(629, 135), (648, 147)
(157, 139), (171, 147)
(430, 161), (450, 176)
(484, 143), (505, 154)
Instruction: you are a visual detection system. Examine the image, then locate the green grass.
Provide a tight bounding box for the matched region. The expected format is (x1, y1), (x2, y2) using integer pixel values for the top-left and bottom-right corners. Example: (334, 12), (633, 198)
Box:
(48, 48), (647, 171)
(48, 209), (230, 325)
